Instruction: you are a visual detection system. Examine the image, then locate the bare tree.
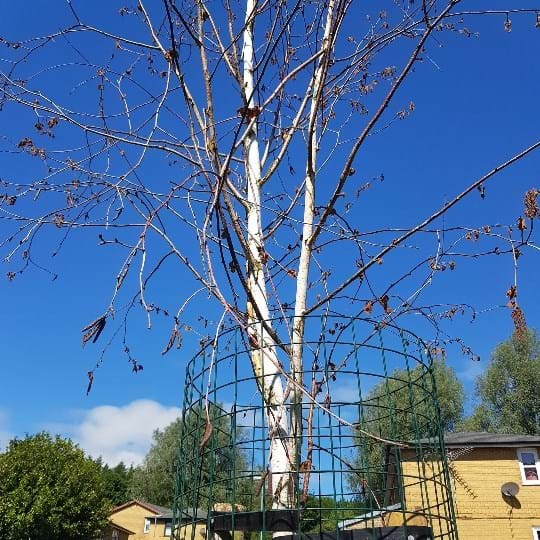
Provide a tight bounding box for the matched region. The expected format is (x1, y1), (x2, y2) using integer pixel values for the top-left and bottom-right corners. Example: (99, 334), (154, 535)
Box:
(1, 0), (539, 511)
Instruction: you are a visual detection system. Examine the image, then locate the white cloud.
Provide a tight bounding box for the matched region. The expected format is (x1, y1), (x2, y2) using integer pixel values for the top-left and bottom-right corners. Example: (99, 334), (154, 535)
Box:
(58, 399), (181, 466)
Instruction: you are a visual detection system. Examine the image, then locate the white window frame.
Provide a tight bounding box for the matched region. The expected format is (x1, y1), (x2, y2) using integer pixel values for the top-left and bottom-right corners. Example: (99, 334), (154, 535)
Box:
(144, 518), (151, 533)
(517, 447), (540, 485)
(532, 526), (540, 540)
(112, 530), (119, 540)
(164, 522), (172, 537)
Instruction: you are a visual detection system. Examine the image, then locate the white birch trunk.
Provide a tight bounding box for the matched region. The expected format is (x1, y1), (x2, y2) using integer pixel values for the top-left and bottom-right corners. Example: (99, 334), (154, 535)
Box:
(242, 0), (291, 511)
(290, 0), (336, 476)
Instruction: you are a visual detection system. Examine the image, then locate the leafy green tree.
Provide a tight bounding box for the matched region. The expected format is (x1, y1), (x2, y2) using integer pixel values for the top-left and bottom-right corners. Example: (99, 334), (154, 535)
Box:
(349, 359), (464, 503)
(130, 404), (249, 508)
(0, 433), (110, 540)
(459, 330), (540, 435)
(130, 418), (181, 507)
(100, 461), (134, 507)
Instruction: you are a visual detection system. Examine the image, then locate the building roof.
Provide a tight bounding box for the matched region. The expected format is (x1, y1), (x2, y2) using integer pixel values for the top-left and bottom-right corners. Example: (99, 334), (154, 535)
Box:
(337, 504), (401, 529)
(106, 522), (135, 535)
(111, 499), (171, 516)
(141, 501), (172, 515)
(183, 508), (208, 521)
(111, 499), (207, 523)
(438, 432), (540, 448)
(148, 508), (208, 522)
(149, 511), (174, 520)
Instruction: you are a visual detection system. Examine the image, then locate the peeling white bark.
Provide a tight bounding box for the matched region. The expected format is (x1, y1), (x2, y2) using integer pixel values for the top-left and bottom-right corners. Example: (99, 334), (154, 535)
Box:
(242, 0), (291, 512)
(290, 0), (336, 482)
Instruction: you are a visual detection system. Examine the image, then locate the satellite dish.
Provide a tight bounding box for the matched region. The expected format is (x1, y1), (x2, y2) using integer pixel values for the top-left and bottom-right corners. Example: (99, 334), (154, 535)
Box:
(501, 482), (520, 497)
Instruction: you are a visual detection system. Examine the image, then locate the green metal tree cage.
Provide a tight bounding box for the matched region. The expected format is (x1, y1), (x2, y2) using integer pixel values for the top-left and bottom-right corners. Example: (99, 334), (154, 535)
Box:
(172, 316), (458, 540)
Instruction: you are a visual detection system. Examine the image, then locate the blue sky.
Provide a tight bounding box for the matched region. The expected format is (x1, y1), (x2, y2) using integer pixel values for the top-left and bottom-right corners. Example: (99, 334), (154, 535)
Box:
(1, 1), (539, 465)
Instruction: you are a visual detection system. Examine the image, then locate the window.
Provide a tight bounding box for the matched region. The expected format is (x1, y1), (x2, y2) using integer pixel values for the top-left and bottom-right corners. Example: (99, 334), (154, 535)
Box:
(112, 531), (119, 540)
(144, 518), (151, 533)
(164, 522), (172, 537)
(517, 448), (540, 485)
(532, 526), (540, 540)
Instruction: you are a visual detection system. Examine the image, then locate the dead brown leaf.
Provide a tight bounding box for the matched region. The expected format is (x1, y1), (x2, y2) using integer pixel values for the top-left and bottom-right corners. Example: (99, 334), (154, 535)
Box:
(517, 216), (527, 231)
(81, 314), (107, 346)
(199, 419), (213, 452)
(506, 285), (517, 301)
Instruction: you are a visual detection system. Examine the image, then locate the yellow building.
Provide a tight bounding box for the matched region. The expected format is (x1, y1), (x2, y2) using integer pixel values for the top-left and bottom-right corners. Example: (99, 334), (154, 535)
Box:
(399, 432), (540, 540)
(107, 500), (208, 540)
(108, 500), (172, 539)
